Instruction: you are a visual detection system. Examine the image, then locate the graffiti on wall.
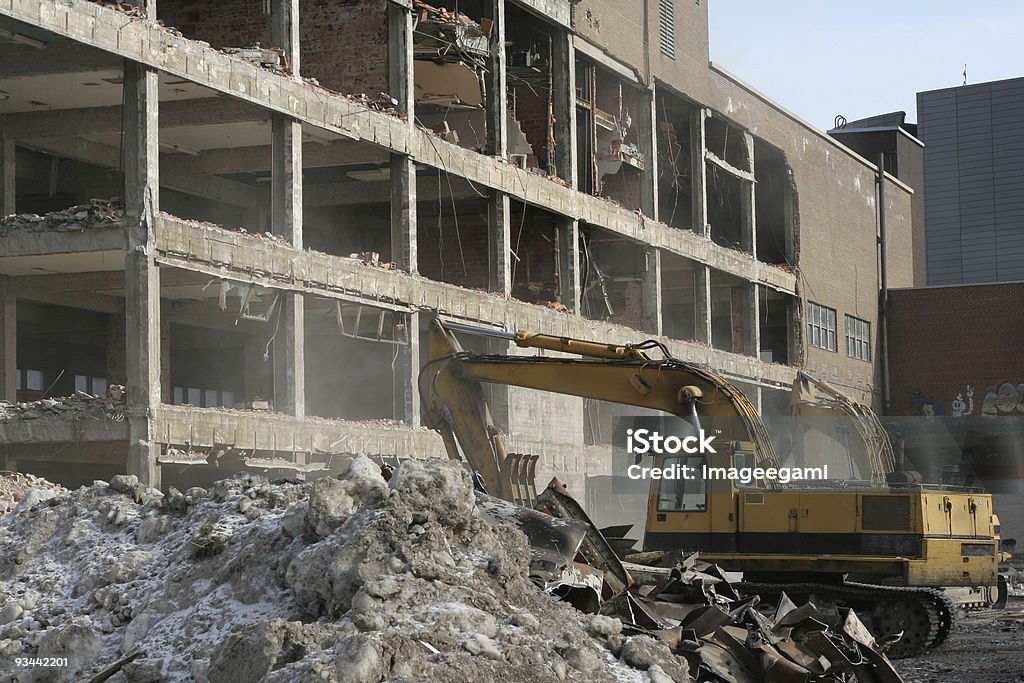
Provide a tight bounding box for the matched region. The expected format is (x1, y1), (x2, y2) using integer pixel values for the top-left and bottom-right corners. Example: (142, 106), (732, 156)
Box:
(911, 392), (944, 417)
(979, 382), (1024, 416)
(951, 386), (974, 417)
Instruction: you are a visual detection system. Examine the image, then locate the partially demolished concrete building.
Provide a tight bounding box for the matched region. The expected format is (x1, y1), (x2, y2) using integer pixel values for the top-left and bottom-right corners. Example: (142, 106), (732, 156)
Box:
(0, 0), (913, 496)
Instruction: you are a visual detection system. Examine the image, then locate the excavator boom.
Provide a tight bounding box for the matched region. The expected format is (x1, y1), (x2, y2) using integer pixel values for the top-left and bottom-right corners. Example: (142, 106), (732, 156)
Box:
(421, 319), (780, 503)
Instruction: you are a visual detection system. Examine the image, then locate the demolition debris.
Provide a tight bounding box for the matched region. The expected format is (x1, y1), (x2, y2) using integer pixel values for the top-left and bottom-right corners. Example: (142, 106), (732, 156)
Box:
(0, 457), (905, 682)
(0, 199), (126, 234)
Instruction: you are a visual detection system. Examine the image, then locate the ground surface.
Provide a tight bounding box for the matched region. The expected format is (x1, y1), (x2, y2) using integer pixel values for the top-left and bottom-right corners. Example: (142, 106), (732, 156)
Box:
(895, 598), (1024, 683)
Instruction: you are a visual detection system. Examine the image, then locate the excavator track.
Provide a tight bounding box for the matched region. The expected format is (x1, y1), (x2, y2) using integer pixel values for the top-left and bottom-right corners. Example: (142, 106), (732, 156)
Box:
(739, 580), (958, 659)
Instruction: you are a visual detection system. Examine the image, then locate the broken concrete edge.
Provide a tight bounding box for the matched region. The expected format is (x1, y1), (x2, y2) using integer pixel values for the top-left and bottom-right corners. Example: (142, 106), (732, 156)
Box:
(0, 0), (798, 296)
(150, 214), (798, 386)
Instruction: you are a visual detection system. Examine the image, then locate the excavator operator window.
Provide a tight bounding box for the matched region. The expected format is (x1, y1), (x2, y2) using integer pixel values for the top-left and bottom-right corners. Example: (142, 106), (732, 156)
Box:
(657, 456), (707, 512)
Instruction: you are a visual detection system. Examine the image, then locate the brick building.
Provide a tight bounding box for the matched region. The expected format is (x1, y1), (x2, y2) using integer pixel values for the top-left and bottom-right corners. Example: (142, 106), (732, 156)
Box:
(0, 0), (912, 496)
(887, 283), (1024, 538)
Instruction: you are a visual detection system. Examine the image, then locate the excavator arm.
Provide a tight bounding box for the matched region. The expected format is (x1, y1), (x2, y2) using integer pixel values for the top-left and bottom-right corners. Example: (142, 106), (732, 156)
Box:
(420, 319), (780, 504)
(789, 370), (896, 483)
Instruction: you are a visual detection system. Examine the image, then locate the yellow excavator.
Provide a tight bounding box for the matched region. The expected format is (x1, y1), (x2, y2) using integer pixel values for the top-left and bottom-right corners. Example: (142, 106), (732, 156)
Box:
(420, 318), (1006, 657)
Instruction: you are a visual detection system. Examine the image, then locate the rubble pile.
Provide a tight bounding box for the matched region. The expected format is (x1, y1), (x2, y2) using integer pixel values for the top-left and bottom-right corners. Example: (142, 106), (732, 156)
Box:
(0, 457), (691, 682)
(0, 199), (126, 233)
(611, 556), (904, 683)
(0, 386), (126, 424)
(0, 473), (65, 515)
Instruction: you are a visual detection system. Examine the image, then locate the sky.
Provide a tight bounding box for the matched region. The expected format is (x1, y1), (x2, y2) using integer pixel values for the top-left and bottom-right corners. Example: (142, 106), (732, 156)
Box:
(708, 1), (1024, 132)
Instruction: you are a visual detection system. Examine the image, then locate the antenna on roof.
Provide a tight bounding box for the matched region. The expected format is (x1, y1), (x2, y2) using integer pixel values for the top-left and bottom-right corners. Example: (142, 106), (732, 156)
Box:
(834, 115), (847, 129)
(963, 64), (968, 86)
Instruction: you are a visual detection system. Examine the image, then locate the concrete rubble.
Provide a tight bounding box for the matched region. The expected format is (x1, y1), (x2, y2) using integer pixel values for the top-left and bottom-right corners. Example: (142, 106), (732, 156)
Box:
(0, 386), (126, 424)
(0, 474), (66, 516)
(0, 454), (907, 682)
(0, 199), (126, 234)
(0, 457), (689, 682)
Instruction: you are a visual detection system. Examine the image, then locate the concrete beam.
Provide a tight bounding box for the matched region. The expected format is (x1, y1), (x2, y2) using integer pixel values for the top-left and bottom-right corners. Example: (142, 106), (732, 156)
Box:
(123, 59), (162, 488)
(0, 281), (15, 402)
(306, 177), (476, 207)
(0, 98), (266, 139)
(1, 137), (14, 216)
(152, 214), (798, 386)
(15, 288), (124, 316)
(0, 42), (120, 77)
(705, 150), (755, 183)
(153, 405), (448, 463)
(22, 136), (263, 206)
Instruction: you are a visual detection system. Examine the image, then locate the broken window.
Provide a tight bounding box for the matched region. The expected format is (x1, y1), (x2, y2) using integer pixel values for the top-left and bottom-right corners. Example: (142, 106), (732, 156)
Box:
(807, 302), (837, 352)
(16, 302), (113, 403)
(509, 202), (564, 307)
(302, 133), (395, 263)
(576, 60), (647, 209)
(304, 298), (407, 421)
(759, 289), (795, 365)
(754, 139), (797, 265)
(661, 252), (699, 341)
(504, 5), (555, 173)
(416, 170), (490, 289)
(412, 1), (492, 152)
(710, 270), (755, 355)
(580, 227), (650, 330)
(656, 90), (697, 230)
(704, 115), (753, 253)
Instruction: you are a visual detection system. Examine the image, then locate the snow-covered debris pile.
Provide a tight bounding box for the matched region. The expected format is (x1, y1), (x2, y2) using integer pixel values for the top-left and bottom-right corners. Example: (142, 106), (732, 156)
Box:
(0, 457), (691, 682)
(0, 473), (66, 515)
(0, 198), (126, 233)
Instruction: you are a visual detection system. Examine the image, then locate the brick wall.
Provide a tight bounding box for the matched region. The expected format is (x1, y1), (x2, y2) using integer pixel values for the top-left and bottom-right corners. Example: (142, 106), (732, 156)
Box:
(887, 284), (1024, 417)
(158, 0), (389, 96)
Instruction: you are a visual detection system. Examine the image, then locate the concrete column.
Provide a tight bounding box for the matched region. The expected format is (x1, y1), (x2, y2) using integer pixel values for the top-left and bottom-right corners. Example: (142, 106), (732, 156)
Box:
(639, 85), (658, 220)
(642, 248), (663, 335)
(123, 60), (161, 488)
(487, 0), (508, 157)
(390, 156), (417, 272)
(142, 0), (156, 20)
(388, 0), (417, 274)
(488, 192), (512, 297)
(272, 0), (300, 75)
(271, 112), (305, 418)
(747, 284), (761, 358)
(388, 0), (415, 117)
(486, 1), (510, 298)
(387, 3), (420, 425)
(694, 265), (713, 345)
(551, 31), (577, 186)
(557, 218), (581, 312)
(1, 137), (14, 217)
(393, 312), (421, 425)
(691, 108), (708, 237)
(731, 284), (759, 357)
(744, 131), (757, 258)
(0, 282), (15, 403)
